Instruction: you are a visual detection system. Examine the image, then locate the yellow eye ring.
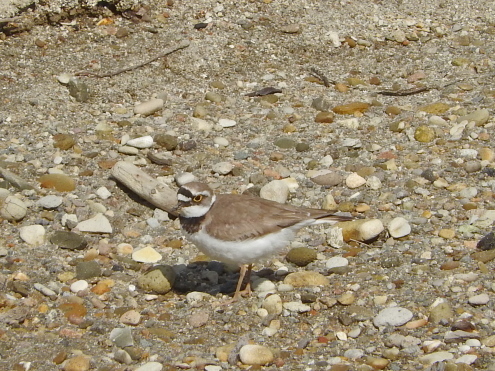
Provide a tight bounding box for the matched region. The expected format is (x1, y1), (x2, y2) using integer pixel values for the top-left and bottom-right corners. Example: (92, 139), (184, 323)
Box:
(193, 195), (203, 202)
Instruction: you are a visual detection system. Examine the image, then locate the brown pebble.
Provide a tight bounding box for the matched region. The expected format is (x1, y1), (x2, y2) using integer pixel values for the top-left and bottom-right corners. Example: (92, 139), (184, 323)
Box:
(167, 239), (183, 249)
(438, 229), (455, 239)
(39, 174), (76, 192)
(53, 351), (68, 365)
(344, 36), (356, 47)
(35, 39), (48, 48)
(334, 83), (349, 93)
(63, 355), (90, 371)
(440, 261), (460, 270)
(385, 106), (401, 116)
(369, 76), (381, 85)
(54, 134), (76, 150)
(315, 111), (335, 123)
(332, 102), (370, 115)
(270, 152), (284, 161)
(98, 160), (118, 169)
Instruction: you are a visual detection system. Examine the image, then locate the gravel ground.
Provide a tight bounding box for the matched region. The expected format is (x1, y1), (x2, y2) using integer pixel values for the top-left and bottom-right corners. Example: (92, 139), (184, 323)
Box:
(1, 1), (495, 370)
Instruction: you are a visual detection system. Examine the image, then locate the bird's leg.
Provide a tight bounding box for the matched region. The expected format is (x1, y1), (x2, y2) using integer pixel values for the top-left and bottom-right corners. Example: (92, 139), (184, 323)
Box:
(232, 264), (253, 301)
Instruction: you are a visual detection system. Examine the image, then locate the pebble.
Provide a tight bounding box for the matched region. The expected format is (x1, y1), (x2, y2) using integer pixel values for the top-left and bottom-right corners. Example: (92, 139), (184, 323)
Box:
(118, 145), (139, 155)
(239, 344), (274, 366)
(63, 355), (90, 371)
(468, 293), (489, 305)
(211, 161), (234, 175)
(338, 292), (356, 305)
(314, 111), (335, 123)
(155, 133), (178, 150)
(0, 195), (28, 221)
(76, 213), (113, 234)
(310, 170), (343, 186)
(333, 102), (370, 115)
(213, 137), (229, 147)
(126, 135), (154, 149)
(477, 232), (495, 250)
(283, 301), (311, 313)
(414, 125), (436, 142)
(429, 298), (453, 323)
(456, 354), (477, 365)
(340, 219), (384, 242)
(326, 256), (348, 269)
(70, 279), (89, 293)
(34, 282), (57, 297)
(366, 176), (382, 189)
(274, 137), (296, 149)
(96, 187), (112, 200)
(134, 98), (164, 115)
(373, 307), (413, 327)
(388, 217), (411, 238)
(137, 265), (176, 294)
(134, 362), (163, 371)
(458, 108), (489, 126)
(345, 173), (366, 188)
(120, 310), (141, 325)
(110, 327), (134, 347)
(68, 78), (90, 102)
(262, 294), (283, 315)
(284, 271), (329, 287)
(311, 97), (332, 111)
(205, 92), (223, 103)
(286, 247), (317, 266)
(39, 174), (76, 192)
(260, 180), (289, 203)
(19, 225), (46, 245)
(132, 246), (162, 263)
(419, 351), (453, 365)
(50, 231), (88, 250)
(76, 260), (101, 279)
(38, 195), (63, 209)
(218, 118), (236, 128)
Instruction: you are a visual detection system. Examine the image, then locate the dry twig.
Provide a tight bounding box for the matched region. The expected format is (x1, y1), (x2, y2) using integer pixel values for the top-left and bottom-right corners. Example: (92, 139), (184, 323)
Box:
(75, 39), (190, 78)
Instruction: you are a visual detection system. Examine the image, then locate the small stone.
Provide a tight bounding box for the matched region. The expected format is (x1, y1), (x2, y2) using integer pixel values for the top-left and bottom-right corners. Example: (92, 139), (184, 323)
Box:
(465, 160), (481, 173)
(419, 351), (453, 365)
(76, 260), (102, 279)
(126, 136), (154, 149)
(38, 195), (63, 209)
(280, 23), (300, 33)
(132, 246), (162, 263)
(63, 355), (91, 371)
(286, 247), (317, 266)
(118, 146), (139, 155)
(96, 187), (112, 200)
(340, 219), (384, 242)
(0, 195), (27, 221)
(310, 170), (343, 186)
(326, 256), (349, 269)
(284, 271), (329, 287)
(429, 298), (453, 323)
(468, 293), (489, 305)
(39, 174), (76, 192)
(50, 231), (88, 250)
(76, 213), (113, 234)
(120, 310), (141, 325)
(53, 134), (76, 150)
(479, 148), (495, 161)
(458, 109), (490, 126)
(345, 173), (366, 188)
(110, 327), (134, 347)
(19, 225), (46, 245)
(274, 137), (296, 149)
(373, 307), (413, 327)
(388, 217), (411, 238)
(283, 301), (311, 313)
(477, 232), (495, 250)
(295, 142), (310, 152)
(218, 118), (236, 128)
(213, 137), (229, 147)
(262, 294), (283, 315)
(68, 78), (90, 102)
(134, 98), (164, 115)
(260, 180), (289, 203)
(414, 125), (436, 142)
(70, 280), (89, 293)
(205, 91), (223, 103)
(333, 102), (370, 115)
(137, 265), (176, 294)
(365, 357), (389, 370)
(315, 111), (335, 123)
(439, 229), (455, 239)
(239, 344), (274, 366)
(212, 162), (234, 175)
(419, 102), (450, 114)
(338, 292), (355, 305)
(311, 97), (332, 111)
(154, 134), (178, 150)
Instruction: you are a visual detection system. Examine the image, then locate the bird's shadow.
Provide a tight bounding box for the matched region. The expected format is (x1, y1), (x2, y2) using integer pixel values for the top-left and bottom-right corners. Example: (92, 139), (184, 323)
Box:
(173, 261), (279, 297)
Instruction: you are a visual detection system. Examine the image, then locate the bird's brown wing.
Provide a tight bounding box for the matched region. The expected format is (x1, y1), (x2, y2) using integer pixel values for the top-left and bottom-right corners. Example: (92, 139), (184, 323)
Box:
(205, 194), (350, 241)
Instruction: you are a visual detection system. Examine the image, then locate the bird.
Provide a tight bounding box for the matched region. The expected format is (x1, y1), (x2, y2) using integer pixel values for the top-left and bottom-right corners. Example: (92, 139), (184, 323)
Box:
(175, 181), (353, 302)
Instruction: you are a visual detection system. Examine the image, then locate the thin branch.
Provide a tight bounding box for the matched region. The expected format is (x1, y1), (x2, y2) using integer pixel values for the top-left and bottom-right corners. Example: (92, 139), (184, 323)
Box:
(309, 67), (332, 87)
(378, 86), (429, 96)
(75, 39), (190, 78)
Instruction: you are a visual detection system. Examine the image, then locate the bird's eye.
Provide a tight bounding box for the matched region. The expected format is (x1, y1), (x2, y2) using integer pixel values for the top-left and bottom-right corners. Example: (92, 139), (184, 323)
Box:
(193, 195), (203, 202)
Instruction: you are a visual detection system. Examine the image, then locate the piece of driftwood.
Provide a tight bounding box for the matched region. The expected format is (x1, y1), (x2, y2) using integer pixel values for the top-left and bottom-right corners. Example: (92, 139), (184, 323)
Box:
(111, 161), (177, 214)
(75, 39), (190, 78)
(378, 86), (429, 96)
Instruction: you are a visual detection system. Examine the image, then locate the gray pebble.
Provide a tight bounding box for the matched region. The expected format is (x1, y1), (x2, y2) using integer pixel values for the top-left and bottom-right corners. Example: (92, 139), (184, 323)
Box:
(38, 195), (63, 209)
(373, 307), (413, 327)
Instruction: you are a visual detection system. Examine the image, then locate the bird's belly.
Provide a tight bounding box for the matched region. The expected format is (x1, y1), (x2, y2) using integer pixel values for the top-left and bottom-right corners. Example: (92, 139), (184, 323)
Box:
(184, 227), (297, 265)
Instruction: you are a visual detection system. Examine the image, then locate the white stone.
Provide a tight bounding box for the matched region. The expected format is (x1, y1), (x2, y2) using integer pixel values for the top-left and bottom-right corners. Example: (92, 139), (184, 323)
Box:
(190, 117), (213, 131)
(327, 226), (344, 248)
(134, 98), (164, 116)
(373, 307), (413, 327)
(0, 195), (28, 221)
(455, 354), (477, 364)
(62, 213), (78, 226)
(388, 217), (411, 238)
(262, 294), (283, 315)
(19, 225), (45, 245)
(118, 145), (139, 155)
(283, 301), (311, 313)
(96, 186), (112, 200)
(346, 173), (366, 188)
(57, 73), (72, 84)
(239, 344), (274, 366)
(126, 136), (154, 149)
(218, 118), (236, 128)
(211, 161), (234, 175)
(327, 31), (341, 47)
(213, 137), (229, 147)
(132, 246), (162, 263)
(366, 176), (382, 190)
(253, 278), (276, 293)
(175, 172), (197, 186)
(468, 293), (489, 305)
(459, 149), (478, 159)
(135, 361), (163, 371)
(326, 256), (349, 269)
(38, 195), (63, 209)
(70, 279), (89, 293)
(459, 187), (478, 199)
(76, 213), (113, 234)
(357, 219), (384, 241)
(260, 180), (289, 203)
(321, 155), (334, 166)
(420, 351), (454, 365)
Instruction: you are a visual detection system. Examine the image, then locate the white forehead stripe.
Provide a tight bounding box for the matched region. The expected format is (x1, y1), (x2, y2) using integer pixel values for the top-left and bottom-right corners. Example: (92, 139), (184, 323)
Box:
(177, 194), (191, 202)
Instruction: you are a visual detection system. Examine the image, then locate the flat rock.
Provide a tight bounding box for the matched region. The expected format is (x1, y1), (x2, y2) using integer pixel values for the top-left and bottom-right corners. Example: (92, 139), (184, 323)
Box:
(50, 231), (88, 250)
(239, 344), (274, 366)
(373, 307), (413, 327)
(260, 180), (289, 203)
(132, 246), (162, 263)
(137, 265), (176, 294)
(38, 195), (63, 209)
(126, 135), (154, 149)
(134, 98), (164, 115)
(19, 225), (46, 245)
(76, 213), (113, 234)
(284, 271), (329, 287)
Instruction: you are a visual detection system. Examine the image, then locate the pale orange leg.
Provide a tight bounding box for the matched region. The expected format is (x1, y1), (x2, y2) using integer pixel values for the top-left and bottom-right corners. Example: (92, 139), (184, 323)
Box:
(232, 264), (253, 301)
